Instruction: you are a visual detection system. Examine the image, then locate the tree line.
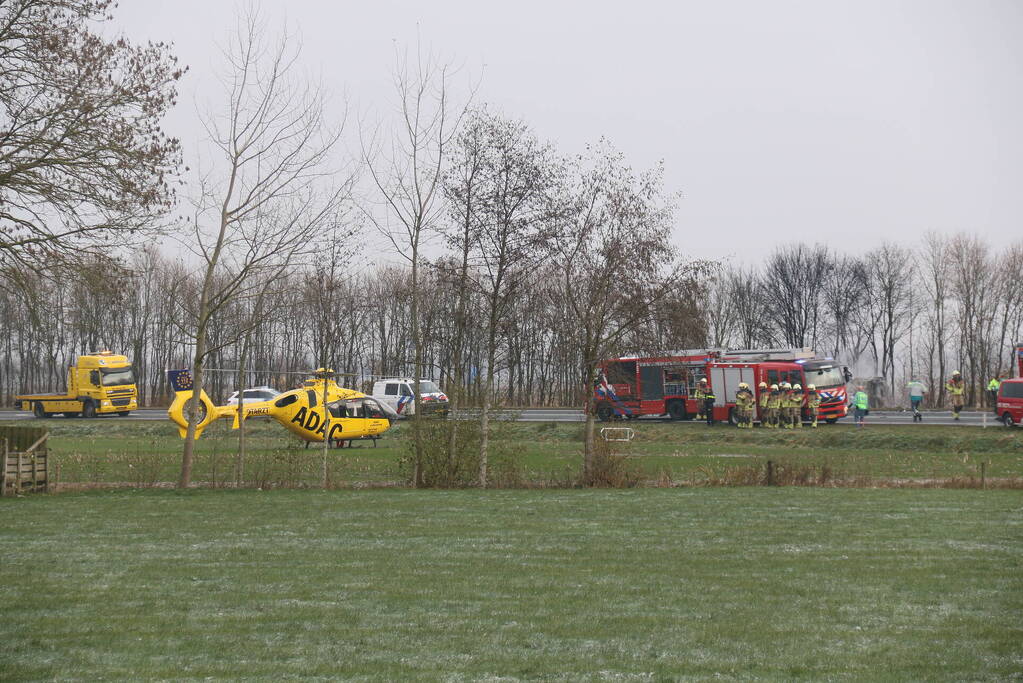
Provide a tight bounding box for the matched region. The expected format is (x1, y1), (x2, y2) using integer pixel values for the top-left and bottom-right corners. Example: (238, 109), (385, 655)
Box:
(704, 237), (1023, 407)
(3, 233), (1019, 410)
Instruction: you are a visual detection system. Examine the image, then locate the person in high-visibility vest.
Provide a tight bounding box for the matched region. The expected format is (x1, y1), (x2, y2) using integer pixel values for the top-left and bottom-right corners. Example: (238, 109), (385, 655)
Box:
(946, 371), (965, 420)
(757, 381), (770, 427)
(766, 384), (781, 428)
(791, 383), (805, 429)
(851, 386), (869, 426)
(988, 377), (1001, 414)
(780, 382), (794, 429)
(694, 378), (707, 420)
(734, 382), (754, 428)
(805, 384), (821, 428)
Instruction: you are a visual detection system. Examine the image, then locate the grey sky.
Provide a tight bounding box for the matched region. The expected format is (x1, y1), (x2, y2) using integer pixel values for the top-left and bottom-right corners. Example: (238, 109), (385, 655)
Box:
(119, 0), (1023, 264)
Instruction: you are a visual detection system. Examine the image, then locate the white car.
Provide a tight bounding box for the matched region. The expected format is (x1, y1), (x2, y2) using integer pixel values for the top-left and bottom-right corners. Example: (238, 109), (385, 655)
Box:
(225, 386), (281, 406)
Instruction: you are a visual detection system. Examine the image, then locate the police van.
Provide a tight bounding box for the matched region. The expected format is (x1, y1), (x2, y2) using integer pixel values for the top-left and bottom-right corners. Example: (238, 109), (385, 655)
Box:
(370, 378), (449, 418)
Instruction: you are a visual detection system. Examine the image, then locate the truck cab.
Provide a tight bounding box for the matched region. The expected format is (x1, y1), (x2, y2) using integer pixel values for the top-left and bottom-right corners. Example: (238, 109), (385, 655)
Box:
(997, 379), (1023, 427)
(370, 378), (449, 418)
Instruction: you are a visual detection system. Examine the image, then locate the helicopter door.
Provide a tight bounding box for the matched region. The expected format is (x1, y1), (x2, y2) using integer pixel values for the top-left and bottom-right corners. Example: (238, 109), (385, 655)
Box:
(359, 398), (389, 435)
(331, 398), (366, 439)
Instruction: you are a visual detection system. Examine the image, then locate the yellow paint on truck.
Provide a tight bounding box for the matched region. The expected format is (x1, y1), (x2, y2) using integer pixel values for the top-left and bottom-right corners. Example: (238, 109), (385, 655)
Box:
(15, 351), (138, 417)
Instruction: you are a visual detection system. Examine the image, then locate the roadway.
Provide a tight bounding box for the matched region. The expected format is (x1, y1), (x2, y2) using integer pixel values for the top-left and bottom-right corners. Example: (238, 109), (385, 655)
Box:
(492, 408), (1008, 427)
(0, 407), (1011, 427)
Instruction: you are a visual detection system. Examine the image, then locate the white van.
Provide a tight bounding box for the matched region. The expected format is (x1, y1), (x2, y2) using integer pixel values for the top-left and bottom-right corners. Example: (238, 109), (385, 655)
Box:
(371, 378), (449, 417)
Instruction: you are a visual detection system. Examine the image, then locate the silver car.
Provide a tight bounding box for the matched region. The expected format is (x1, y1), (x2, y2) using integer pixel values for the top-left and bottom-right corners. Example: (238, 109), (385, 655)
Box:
(225, 386), (281, 406)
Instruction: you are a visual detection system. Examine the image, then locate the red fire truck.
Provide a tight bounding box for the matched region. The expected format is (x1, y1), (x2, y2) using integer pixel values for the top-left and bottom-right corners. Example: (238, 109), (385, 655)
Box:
(594, 348), (852, 425)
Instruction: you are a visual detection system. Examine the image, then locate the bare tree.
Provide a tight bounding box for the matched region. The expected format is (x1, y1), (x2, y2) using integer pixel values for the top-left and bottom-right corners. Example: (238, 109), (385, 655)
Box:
(440, 108), (487, 477)
(864, 243), (915, 398)
(761, 244), (830, 349)
(726, 266), (769, 349)
(703, 269), (735, 348)
(918, 233), (950, 405)
(992, 243), (1023, 378)
(363, 45), (468, 487)
(0, 0), (183, 270)
(552, 141), (709, 482)
(449, 109), (557, 486)
(820, 255), (868, 363)
(946, 235), (994, 404)
(177, 9), (351, 488)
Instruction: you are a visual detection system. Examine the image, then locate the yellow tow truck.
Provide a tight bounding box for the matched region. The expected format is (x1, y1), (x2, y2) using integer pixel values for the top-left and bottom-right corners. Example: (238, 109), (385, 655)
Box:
(15, 351), (138, 418)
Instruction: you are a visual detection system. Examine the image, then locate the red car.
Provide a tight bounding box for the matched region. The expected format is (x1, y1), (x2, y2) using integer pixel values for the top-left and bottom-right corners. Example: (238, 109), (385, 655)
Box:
(996, 378), (1023, 427)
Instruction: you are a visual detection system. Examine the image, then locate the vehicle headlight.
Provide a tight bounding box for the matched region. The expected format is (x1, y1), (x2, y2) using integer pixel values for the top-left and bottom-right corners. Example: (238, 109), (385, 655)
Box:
(102, 401), (110, 406)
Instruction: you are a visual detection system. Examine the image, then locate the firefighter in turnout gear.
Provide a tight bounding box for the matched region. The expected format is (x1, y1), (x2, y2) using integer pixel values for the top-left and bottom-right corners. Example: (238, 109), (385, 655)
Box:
(757, 381), (769, 427)
(766, 383), (782, 428)
(735, 382), (755, 428)
(946, 371), (965, 420)
(791, 383), (805, 428)
(806, 384), (821, 427)
(703, 381), (716, 425)
(779, 382), (793, 429)
(694, 378), (708, 420)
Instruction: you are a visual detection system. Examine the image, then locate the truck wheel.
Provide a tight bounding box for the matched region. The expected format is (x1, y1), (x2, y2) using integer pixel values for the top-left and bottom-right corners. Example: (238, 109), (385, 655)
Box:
(82, 401), (97, 418)
(596, 402), (615, 422)
(825, 417), (838, 424)
(727, 407), (738, 426)
(1004, 412), (1015, 427)
(117, 411), (130, 417)
(667, 401), (686, 420)
(33, 402), (50, 418)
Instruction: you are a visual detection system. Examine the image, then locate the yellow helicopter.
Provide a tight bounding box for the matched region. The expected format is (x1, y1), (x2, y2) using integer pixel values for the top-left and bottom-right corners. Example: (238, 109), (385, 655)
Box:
(166, 368), (396, 444)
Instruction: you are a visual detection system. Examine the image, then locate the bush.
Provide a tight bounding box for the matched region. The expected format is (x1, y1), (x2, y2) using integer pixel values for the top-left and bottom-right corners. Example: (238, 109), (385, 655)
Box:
(581, 437), (643, 488)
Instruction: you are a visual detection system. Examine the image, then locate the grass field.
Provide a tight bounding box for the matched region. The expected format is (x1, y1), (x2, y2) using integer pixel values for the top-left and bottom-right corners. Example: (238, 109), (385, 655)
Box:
(2, 488), (1021, 679)
(5, 418), (1021, 488)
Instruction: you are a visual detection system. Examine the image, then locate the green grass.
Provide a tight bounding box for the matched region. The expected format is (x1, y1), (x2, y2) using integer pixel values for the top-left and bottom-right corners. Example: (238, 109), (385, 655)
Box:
(2, 488), (1021, 679)
(6, 418), (1021, 488)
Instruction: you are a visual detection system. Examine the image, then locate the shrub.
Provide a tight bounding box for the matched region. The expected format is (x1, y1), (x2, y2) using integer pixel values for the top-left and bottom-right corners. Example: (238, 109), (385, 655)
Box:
(581, 437), (643, 488)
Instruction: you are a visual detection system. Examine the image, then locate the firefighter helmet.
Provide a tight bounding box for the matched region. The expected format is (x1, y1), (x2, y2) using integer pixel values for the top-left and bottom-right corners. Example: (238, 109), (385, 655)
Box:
(739, 382), (749, 389)
(758, 381), (767, 389)
(699, 377), (708, 383)
(807, 384), (816, 390)
(952, 370), (961, 377)
(770, 384), (779, 390)
(793, 383), (802, 391)
(781, 382), (791, 389)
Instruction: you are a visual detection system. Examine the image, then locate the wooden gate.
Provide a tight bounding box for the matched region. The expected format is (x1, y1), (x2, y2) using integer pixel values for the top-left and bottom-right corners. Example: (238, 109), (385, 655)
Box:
(1, 425), (48, 495)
